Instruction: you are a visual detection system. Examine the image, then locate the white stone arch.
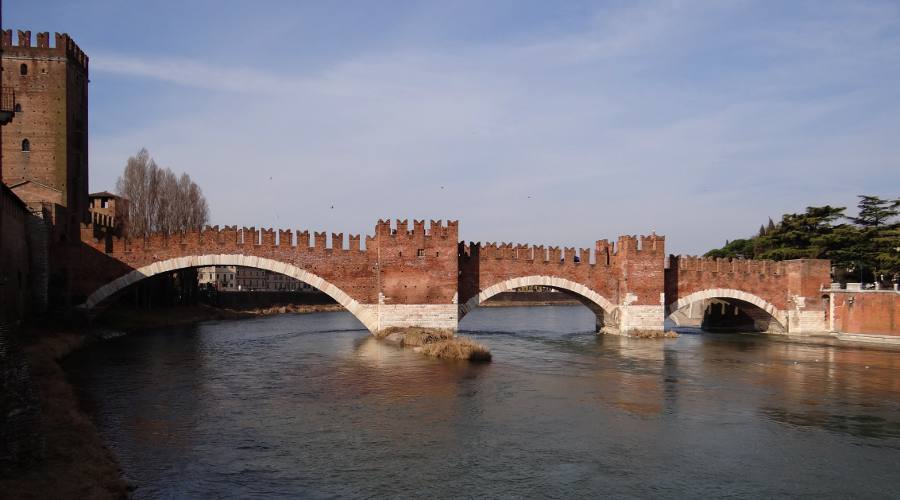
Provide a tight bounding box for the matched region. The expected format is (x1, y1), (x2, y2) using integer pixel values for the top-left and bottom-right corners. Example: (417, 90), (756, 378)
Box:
(77, 254), (377, 332)
(459, 275), (617, 320)
(666, 288), (787, 331)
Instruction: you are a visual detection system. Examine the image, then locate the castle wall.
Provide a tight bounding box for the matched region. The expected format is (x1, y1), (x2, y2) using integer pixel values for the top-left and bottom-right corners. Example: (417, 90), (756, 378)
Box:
(0, 186), (30, 322)
(374, 219), (458, 305)
(1, 30), (89, 241)
(665, 256), (831, 333)
(831, 291), (900, 337)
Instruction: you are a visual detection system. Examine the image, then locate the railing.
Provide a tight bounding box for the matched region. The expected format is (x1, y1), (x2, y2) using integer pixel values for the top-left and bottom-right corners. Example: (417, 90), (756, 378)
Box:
(0, 88), (15, 113)
(0, 88), (15, 125)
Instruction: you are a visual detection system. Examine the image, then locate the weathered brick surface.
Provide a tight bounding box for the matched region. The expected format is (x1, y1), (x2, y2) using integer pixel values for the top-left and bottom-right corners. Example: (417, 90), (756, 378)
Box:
(666, 256), (829, 305)
(831, 291), (900, 336)
(72, 220), (833, 335)
(1, 29), (89, 240)
(460, 234), (665, 309)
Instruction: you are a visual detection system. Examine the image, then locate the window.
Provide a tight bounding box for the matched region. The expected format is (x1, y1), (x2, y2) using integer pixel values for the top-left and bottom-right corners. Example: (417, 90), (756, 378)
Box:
(21, 139), (30, 152)
(417, 249), (425, 257)
(101, 199), (109, 208)
(14, 103), (21, 112)
(20, 63), (27, 76)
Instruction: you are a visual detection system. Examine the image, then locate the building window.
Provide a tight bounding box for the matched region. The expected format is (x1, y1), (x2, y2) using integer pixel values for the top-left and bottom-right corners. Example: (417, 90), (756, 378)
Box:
(21, 139), (30, 152)
(20, 63), (27, 76)
(14, 103), (21, 112)
(417, 249), (425, 257)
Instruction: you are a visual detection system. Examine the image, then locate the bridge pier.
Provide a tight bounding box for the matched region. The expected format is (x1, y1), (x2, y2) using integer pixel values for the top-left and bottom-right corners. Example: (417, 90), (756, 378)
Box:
(373, 304), (458, 332)
(72, 219), (831, 339)
(616, 304), (666, 337)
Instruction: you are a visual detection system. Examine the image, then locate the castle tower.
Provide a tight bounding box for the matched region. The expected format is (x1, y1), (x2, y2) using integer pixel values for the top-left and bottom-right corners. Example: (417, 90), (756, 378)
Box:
(1, 29), (89, 239)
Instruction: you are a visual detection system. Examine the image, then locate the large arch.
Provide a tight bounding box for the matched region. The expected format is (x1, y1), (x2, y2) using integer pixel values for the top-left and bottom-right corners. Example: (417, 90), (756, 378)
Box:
(666, 288), (787, 333)
(77, 254), (378, 332)
(459, 275), (618, 329)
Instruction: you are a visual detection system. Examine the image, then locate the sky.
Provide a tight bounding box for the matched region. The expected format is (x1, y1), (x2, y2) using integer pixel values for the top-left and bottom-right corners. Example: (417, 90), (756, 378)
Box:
(6, 0), (900, 255)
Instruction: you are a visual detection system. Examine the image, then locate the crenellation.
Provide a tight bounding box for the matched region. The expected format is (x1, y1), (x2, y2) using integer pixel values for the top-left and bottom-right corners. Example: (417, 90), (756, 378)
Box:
(413, 220), (425, 236)
(395, 219), (408, 236)
(278, 229), (293, 247)
(617, 235), (638, 253)
(243, 227), (259, 246)
(332, 232), (344, 251)
(349, 234), (361, 252)
(429, 220), (443, 237)
(261, 228), (276, 247)
(202, 226), (221, 246)
(564, 247), (576, 263)
(548, 246), (561, 263)
(17, 30), (31, 47)
(595, 240), (611, 265)
(314, 232), (327, 250)
(580, 248), (591, 264)
(222, 226), (238, 247)
(297, 230), (310, 249)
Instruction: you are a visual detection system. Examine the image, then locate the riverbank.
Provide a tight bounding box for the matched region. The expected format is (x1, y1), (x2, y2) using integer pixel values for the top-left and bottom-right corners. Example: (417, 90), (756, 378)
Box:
(0, 323), (128, 499)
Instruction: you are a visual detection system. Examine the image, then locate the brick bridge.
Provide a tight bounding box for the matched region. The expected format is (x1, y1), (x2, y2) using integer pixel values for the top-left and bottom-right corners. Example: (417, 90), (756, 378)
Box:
(74, 219), (831, 336)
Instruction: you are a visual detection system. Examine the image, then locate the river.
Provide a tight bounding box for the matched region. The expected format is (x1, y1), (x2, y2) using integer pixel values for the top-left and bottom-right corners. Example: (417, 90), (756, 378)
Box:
(65, 306), (900, 498)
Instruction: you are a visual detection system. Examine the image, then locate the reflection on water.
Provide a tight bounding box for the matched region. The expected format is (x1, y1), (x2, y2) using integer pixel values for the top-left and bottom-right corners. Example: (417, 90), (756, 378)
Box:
(66, 306), (900, 498)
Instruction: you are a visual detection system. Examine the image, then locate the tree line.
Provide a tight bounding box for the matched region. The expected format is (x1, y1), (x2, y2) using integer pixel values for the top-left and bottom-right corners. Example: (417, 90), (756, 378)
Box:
(705, 195), (900, 284)
(115, 148), (210, 238)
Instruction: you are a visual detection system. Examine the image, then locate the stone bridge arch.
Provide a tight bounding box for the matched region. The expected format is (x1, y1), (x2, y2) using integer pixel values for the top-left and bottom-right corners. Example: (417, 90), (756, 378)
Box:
(78, 254), (378, 332)
(666, 288), (787, 333)
(459, 275), (619, 332)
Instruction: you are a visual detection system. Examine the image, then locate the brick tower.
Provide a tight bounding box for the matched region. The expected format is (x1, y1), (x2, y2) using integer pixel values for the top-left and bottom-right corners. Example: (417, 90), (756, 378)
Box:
(1, 29), (88, 240)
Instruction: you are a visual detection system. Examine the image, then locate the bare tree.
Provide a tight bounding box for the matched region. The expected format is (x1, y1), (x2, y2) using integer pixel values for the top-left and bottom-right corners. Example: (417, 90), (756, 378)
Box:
(115, 148), (210, 237)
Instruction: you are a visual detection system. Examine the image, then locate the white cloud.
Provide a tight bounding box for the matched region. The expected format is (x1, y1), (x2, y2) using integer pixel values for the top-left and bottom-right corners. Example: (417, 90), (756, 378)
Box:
(88, 1), (900, 255)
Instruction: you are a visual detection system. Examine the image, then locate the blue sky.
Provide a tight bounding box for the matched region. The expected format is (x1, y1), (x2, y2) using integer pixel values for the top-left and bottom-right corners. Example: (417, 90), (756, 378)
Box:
(7, 1), (900, 254)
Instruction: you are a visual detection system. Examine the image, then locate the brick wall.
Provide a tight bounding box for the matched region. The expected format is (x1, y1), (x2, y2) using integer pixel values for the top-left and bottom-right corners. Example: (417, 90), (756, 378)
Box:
(831, 291), (900, 336)
(1, 29), (89, 242)
(0, 185), (30, 321)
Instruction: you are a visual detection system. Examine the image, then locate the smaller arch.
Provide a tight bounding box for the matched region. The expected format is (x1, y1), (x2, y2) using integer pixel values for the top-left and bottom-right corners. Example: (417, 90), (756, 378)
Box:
(20, 63), (28, 76)
(667, 288), (786, 332)
(14, 103), (22, 113)
(21, 139), (30, 152)
(460, 275), (617, 322)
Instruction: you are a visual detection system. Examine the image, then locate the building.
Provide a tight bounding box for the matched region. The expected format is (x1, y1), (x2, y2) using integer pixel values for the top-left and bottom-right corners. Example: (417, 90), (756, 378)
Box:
(1, 29), (89, 241)
(235, 267), (313, 292)
(197, 265), (236, 291)
(88, 191), (126, 233)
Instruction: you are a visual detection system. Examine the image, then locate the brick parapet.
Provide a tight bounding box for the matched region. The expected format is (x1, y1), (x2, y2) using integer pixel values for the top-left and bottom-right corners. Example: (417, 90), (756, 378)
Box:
(1, 30), (88, 73)
(461, 233), (665, 308)
(665, 255), (830, 314)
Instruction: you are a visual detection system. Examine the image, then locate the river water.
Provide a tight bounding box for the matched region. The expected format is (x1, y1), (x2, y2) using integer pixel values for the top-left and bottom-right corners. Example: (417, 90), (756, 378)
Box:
(66, 306), (900, 498)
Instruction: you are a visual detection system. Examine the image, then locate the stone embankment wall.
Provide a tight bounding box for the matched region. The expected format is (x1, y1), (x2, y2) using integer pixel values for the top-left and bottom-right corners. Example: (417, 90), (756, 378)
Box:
(0, 324), (43, 471)
(830, 290), (900, 337)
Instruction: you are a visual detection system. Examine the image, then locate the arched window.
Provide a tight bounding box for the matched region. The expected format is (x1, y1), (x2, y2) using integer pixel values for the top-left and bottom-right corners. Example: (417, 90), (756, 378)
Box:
(21, 139), (30, 152)
(20, 63), (27, 76)
(14, 103), (22, 112)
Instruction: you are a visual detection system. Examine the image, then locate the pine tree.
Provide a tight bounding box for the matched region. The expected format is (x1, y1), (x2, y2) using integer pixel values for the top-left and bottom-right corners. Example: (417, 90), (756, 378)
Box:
(849, 195), (899, 227)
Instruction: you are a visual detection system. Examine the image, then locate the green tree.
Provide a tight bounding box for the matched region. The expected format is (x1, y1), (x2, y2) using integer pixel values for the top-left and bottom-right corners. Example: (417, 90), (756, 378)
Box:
(849, 195), (900, 227)
(704, 196), (899, 284)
